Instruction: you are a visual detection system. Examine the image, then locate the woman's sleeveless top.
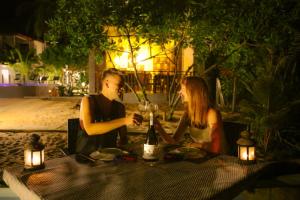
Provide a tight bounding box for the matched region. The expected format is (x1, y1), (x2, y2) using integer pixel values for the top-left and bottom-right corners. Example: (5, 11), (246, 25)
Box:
(189, 126), (212, 143)
(182, 111), (228, 154)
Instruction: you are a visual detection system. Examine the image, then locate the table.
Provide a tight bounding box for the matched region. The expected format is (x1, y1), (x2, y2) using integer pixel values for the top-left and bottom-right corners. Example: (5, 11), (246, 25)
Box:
(3, 154), (268, 200)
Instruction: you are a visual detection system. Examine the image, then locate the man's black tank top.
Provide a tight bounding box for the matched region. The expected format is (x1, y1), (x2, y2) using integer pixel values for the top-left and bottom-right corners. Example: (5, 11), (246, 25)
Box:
(76, 94), (125, 155)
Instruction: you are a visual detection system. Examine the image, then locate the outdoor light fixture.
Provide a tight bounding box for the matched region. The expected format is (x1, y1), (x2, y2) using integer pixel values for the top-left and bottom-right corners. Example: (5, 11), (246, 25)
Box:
(24, 134), (45, 170)
(237, 130), (256, 164)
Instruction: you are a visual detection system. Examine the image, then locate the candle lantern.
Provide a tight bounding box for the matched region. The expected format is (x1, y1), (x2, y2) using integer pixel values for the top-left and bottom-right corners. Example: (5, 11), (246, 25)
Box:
(236, 130), (256, 164)
(24, 134), (45, 170)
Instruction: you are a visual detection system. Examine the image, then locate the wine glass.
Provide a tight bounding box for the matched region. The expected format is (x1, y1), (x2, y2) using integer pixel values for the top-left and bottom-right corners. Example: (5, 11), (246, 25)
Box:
(138, 101), (149, 120)
(148, 103), (159, 117)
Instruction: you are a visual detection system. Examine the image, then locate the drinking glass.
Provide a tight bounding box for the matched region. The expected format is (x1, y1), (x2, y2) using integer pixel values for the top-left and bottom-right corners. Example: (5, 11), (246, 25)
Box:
(138, 101), (149, 120)
(149, 103), (158, 115)
(148, 103), (159, 117)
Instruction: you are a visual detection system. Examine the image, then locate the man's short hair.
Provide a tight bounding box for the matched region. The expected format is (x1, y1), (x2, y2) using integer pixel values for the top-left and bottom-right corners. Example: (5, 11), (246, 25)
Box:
(101, 68), (124, 88)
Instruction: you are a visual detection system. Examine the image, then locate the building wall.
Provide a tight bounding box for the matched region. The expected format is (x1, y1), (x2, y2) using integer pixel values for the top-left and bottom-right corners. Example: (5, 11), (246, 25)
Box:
(182, 47), (194, 72)
(0, 64), (15, 84)
(33, 40), (46, 55)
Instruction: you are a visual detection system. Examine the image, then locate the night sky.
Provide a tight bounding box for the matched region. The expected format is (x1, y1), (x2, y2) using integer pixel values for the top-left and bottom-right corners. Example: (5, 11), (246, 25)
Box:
(0, 0), (36, 35)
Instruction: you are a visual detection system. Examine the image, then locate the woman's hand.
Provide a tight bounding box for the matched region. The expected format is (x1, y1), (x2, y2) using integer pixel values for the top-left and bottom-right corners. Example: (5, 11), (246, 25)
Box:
(153, 117), (177, 144)
(153, 116), (162, 130)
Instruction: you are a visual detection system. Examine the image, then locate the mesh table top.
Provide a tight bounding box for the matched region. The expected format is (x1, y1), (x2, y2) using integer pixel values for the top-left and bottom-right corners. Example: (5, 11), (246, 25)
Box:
(4, 155), (268, 200)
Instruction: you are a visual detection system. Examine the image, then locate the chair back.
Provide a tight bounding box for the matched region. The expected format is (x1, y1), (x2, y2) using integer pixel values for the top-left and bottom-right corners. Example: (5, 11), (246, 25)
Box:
(223, 121), (247, 156)
(68, 118), (80, 154)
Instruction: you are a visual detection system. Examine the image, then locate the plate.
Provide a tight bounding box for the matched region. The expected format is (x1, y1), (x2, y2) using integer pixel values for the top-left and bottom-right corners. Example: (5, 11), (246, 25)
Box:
(89, 148), (127, 161)
(89, 151), (115, 161)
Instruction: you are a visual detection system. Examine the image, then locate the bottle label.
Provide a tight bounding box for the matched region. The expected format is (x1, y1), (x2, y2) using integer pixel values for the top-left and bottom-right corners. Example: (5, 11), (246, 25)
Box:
(143, 144), (159, 160)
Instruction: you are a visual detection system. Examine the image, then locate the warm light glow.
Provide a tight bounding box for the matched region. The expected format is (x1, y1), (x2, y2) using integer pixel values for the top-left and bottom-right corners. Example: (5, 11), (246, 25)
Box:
(182, 47), (194, 71)
(239, 146), (255, 161)
(114, 52), (129, 69)
(240, 148), (248, 160)
(248, 147), (255, 160)
(106, 26), (181, 72)
(24, 149), (44, 167)
(136, 46), (153, 71)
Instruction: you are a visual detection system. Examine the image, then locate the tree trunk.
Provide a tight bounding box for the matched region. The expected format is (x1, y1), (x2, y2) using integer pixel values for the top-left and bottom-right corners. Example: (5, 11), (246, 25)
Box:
(206, 68), (218, 105)
(216, 78), (225, 108)
(231, 76), (237, 112)
(88, 49), (96, 94)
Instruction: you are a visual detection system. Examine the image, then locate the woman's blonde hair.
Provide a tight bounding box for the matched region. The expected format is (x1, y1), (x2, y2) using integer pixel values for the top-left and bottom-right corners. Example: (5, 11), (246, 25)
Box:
(182, 76), (210, 128)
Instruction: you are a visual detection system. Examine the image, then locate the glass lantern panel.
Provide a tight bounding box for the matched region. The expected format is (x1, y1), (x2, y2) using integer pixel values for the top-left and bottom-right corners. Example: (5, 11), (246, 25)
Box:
(248, 146), (255, 160)
(24, 149), (44, 167)
(239, 146), (248, 160)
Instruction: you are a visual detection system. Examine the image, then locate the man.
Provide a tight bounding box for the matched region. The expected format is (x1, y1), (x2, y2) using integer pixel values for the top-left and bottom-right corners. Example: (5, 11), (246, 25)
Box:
(78, 68), (142, 155)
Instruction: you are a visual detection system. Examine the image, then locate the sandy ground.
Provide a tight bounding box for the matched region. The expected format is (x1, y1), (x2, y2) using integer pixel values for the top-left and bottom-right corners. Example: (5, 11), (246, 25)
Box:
(0, 97), (181, 186)
(0, 98), (81, 131)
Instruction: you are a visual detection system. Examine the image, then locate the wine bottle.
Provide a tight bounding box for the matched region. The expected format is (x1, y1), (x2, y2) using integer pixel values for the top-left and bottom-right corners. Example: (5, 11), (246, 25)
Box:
(143, 112), (159, 161)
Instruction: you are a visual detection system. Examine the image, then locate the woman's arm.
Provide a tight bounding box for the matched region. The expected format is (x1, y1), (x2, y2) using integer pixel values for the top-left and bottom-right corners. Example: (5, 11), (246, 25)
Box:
(205, 109), (222, 153)
(154, 112), (188, 144)
(79, 96), (136, 136)
(154, 118), (176, 144)
(209, 122), (222, 153)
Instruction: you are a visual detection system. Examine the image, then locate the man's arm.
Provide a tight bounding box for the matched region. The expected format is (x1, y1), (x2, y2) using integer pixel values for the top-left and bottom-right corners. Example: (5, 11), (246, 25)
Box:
(80, 96), (132, 136)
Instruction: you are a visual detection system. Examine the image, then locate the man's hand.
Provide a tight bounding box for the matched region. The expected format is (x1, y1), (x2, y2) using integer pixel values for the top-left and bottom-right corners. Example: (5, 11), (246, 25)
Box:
(125, 113), (143, 126)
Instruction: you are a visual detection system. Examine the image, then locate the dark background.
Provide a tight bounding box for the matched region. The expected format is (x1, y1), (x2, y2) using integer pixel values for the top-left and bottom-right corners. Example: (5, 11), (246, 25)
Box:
(0, 0), (42, 37)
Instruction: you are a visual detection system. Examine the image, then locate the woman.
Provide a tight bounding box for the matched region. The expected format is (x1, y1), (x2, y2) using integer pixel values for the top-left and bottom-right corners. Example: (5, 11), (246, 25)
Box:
(155, 76), (228, 154)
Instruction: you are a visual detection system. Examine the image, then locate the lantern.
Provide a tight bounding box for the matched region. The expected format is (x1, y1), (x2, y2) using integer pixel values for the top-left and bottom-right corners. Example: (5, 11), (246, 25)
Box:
(236, 130), (256, 164)
(24, 134), (45, 170)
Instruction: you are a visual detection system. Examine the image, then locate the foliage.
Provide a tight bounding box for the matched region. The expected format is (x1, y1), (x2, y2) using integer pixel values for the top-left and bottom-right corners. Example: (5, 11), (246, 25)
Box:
(0, 45), (15, 64)
(45, 0), (109, 65)
(9, 48), (39, 83)
(77, 72), (88, 86)
(57, 85), (65, 96)
(189, 0), (300, 103)
(40, 45), (87, 70)
(239, 48), (300, 154)
(104, 0), (194, 107)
